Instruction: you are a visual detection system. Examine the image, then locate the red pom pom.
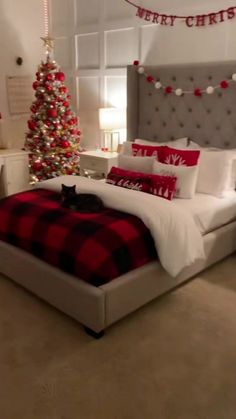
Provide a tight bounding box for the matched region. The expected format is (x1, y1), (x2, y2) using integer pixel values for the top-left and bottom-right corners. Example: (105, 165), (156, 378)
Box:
(220, 80), (229, 89)
(165, 86), (173, 94)
(28, 120), (37, 130)
(133, 60), (139, 66)
(33, 81), (39, 90)
(147, 75), (154, 83)
(194, 88), (202, 97)
(47, 108), (58, 118)
(55, 71), (65, 82)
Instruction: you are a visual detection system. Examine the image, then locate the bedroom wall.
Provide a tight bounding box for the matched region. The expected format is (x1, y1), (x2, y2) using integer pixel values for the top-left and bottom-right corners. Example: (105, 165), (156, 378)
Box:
(0, 0), (43, 147)
(51, 0), (236, 148)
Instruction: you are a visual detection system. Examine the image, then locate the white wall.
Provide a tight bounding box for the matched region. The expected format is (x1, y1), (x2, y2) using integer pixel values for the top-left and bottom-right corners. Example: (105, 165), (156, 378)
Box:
(0, 0), (44, 146)
(51, 0), (236, 148)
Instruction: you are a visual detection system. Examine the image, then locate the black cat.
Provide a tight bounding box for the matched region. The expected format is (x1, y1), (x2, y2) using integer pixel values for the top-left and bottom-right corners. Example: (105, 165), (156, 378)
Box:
(61, 184), (105, 212)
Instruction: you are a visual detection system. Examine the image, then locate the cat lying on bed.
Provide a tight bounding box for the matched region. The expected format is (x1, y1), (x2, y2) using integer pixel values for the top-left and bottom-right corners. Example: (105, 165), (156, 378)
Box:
(61, 184), (105, 212)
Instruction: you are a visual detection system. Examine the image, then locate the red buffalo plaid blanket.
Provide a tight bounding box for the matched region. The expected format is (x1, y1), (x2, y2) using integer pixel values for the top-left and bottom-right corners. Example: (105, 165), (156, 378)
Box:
(0, 189), (157, 286)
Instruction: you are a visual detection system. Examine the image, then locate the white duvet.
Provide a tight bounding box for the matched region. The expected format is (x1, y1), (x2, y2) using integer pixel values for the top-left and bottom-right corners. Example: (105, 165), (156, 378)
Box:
(36, 176), (205, 277)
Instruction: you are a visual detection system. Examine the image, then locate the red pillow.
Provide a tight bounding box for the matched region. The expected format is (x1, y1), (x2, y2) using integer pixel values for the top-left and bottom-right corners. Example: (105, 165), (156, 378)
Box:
(161, 146), (200, 166)
(106, 166), (151, 193)
(149, 173), (177, 201)
(132, 143), (164, 160)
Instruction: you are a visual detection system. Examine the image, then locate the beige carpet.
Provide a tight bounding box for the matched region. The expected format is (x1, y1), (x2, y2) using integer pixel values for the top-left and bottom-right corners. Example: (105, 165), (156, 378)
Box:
(1, 256), (236, 419)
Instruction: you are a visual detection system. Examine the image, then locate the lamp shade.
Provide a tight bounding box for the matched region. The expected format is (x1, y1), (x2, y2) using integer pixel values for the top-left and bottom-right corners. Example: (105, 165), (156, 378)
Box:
(99, 107), (126, 131)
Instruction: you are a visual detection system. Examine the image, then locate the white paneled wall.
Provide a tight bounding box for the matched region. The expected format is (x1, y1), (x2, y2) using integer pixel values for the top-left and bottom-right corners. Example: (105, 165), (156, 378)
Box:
(51, 0), (236, 148)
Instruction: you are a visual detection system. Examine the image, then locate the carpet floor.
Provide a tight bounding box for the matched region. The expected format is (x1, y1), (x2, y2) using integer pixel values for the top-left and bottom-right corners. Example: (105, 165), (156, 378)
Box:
(0, 256), (236, 419)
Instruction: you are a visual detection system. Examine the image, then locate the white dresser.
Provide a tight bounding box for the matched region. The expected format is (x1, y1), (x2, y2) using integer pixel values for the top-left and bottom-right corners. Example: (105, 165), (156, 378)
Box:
(0, 149), (29, 197)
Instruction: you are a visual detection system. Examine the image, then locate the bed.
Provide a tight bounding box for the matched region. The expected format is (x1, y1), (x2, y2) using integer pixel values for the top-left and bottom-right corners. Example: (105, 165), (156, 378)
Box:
(0, 61), (236, 337)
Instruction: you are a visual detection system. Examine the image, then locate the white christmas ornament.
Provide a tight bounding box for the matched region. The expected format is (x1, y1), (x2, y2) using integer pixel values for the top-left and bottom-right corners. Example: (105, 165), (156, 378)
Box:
(232, 73), (236, 82)
(155, 81), (162, 89)
(206, 86), (214, 94)
(138, 66), (144, 74)
(175, 88), (183, 96)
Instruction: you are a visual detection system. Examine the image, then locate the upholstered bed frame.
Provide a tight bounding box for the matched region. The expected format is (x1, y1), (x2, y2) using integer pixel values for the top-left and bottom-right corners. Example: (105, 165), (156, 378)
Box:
(1, 61), (236, 337)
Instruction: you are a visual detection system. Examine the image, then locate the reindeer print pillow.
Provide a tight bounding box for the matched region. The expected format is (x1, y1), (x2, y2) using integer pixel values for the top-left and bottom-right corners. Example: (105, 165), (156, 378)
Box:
(161, 146), (200, 167)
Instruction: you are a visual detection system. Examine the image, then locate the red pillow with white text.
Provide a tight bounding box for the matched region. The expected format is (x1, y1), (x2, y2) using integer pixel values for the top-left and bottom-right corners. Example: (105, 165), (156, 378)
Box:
(132, 143), (164, 160)
(161, 146), (200, 166)
(106, 166), (151, 193)
(149, 173), (177, 201)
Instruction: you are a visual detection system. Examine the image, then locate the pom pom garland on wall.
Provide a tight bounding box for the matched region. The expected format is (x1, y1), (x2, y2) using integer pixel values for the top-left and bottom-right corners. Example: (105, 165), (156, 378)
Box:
(133, 61), (236, 97)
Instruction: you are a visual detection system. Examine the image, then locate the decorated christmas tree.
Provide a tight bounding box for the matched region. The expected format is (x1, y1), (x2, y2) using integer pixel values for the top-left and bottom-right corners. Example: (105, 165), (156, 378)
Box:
(25, 39), (82, 182)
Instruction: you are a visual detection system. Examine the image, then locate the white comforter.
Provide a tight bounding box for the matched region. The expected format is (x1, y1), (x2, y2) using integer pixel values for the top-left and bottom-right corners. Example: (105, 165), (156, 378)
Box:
(36, 176), (205, 277)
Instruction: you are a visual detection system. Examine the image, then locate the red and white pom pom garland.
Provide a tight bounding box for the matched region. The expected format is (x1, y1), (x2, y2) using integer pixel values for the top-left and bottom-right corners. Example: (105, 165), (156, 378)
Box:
(133, 60), (236, 97)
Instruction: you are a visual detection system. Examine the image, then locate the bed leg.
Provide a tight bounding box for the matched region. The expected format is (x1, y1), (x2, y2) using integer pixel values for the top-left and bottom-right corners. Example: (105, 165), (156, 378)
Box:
(84, 327), (105, 339)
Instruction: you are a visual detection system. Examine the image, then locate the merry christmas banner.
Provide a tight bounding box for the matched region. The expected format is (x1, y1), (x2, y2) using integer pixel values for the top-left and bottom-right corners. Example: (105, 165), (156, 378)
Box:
(124, 1), (236, 28)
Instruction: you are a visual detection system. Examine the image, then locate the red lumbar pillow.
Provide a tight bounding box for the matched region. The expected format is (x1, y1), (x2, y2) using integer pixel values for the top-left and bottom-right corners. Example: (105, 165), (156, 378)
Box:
(161, 146), (200, 166)
(132, 143), (165, 160)
(106, 166), (151, 193)
(149, 173), (177, 201)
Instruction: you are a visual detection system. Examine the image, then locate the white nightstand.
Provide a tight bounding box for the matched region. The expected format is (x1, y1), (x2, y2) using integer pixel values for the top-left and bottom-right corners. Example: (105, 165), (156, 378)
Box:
(80, 150), (118, 178)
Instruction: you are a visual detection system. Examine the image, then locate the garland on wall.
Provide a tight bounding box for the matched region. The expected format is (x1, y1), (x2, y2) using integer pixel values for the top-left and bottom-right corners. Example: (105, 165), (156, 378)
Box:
(133, 60), (236, 97)
(124, 1), (236, 28)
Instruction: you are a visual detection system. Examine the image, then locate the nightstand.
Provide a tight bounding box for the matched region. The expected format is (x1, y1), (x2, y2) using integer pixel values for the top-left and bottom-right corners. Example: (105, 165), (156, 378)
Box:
(79, 150), (118, 178)
(0, 149), (29, 197)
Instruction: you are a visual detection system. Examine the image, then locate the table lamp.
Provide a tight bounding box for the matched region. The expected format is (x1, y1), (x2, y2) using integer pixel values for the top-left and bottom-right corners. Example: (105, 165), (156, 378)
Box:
(99, 107), (126, 151)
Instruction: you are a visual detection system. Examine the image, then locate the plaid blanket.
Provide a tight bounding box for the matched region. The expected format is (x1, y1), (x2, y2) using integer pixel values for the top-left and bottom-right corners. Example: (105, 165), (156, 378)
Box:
(0, 189), (157, 286)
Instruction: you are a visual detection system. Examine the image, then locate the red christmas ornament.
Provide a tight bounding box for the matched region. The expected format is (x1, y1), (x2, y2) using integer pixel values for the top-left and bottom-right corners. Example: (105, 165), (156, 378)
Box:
(47, 108), (58, 118)
(33, 161), (43, 171)
(147, 75), (154, 83)
(63, 101), (69, 107)
(220, 80), (229, 89)
(33, 81), (40, 90)
(77, 130), (81, 136)
(46, 73), (54, 81)
(194, 88), (202, 97)
(61, 140), (70, 148)
(65, 110), (71, 116)
(47, 85), (54, 92)
(28, 120), (37, 130)
(55, 71), (65, 82)
(65, 152), (73, 158)
(67, 169), (74, 175)
(59, 86), (68, 93)
(50, 142), (57, 148)
(67, 95), (72, 100)
(133, 60), (140, 66)
(70, 129), (77, 135)
(165, 86), (173, 94)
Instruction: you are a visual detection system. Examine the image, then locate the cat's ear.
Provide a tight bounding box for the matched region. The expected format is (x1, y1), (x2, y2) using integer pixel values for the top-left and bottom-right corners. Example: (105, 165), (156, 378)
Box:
(62, 184), (66, 189)
(72, 185), (76, 191)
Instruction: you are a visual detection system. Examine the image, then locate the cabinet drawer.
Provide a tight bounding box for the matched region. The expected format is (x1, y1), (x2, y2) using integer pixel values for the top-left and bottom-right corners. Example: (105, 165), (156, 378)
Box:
(81, 156), (106, 171)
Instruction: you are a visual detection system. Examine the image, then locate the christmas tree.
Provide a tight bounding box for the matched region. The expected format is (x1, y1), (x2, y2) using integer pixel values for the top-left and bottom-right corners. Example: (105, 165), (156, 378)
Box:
(25, 48), (82, 182)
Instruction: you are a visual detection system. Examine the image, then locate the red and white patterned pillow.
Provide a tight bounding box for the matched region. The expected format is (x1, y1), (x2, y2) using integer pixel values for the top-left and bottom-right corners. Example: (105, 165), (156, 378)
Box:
(161, 146), (200, 166)
(106, 167), (151, 193)
(132, 143), (165, 159)
(149, 173), (177, 201)
(106, 167), (177, 200)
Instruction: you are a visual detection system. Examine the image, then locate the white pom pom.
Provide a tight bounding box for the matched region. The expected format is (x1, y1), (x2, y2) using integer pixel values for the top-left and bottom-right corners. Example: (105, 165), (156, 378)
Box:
(232, 73), (236, 82)
(206, 86), (214, 94)
(175, 88), (183, 96)
(138, 66), (144, 74)
(155, 81), (162, 89)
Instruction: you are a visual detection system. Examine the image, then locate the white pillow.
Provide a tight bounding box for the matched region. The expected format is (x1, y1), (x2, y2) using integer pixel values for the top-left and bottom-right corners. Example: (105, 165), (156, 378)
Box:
(153, 161), (199, 199)
(119, 141), (132, 155)
(197, 149), (234, 197)
(134, 137), (189, 149)
(118, 154), (154, 173)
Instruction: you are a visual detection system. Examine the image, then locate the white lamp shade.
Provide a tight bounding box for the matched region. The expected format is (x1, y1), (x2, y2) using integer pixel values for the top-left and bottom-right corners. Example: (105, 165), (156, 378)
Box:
(99, 108), (126, 131)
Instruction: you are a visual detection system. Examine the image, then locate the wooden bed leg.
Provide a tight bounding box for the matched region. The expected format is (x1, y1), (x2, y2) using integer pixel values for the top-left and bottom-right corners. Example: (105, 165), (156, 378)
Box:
(84, 326), (105, 339)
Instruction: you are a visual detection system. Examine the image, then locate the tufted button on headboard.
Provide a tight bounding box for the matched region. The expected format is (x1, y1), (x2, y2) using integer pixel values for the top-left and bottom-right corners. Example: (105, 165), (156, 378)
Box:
(127, 62), (236, 149)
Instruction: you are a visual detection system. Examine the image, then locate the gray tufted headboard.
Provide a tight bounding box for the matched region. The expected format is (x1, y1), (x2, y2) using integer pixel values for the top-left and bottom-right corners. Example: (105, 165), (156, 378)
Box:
(127, 61), (236, 149)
